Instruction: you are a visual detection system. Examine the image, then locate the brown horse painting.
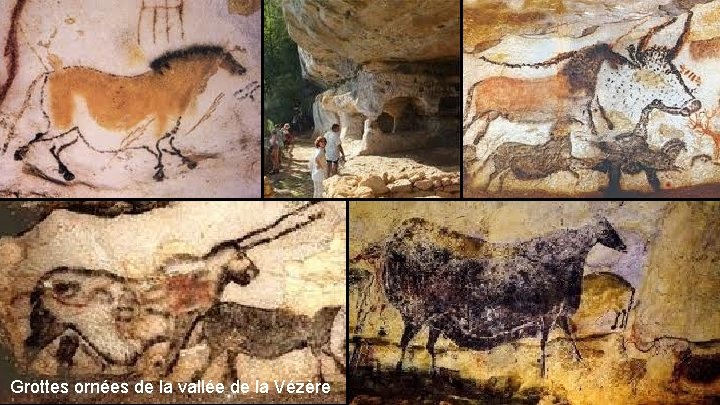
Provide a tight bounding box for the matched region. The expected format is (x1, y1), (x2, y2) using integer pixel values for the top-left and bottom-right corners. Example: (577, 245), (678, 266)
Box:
(13, 45), (245, 182)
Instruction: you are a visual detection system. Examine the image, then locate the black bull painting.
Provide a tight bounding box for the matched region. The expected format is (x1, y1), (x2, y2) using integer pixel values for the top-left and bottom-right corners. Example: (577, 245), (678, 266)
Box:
(352, 217), (627, 377)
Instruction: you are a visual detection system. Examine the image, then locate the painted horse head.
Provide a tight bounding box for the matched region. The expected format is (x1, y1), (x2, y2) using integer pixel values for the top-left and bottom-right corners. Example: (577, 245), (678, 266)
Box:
(597, 12), (700, 127)
(593, 217), (627, 253)
(149, 45), (246, 76)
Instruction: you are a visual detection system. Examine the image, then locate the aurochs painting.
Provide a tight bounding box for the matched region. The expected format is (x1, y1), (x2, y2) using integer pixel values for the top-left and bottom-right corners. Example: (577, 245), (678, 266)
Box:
(463, 0), (720, 197)
(0, 0), (260, 197)
(0, 201), (346, 403)
(349, 201), (720, 404)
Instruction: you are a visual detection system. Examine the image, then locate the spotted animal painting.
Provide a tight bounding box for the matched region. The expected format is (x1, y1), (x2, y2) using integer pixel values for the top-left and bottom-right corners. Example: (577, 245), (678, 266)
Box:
(349, 201), (720, 404)
(0, 201), (347, 403)
(464, 1), (720, 197)
(0, 1), (260, 197)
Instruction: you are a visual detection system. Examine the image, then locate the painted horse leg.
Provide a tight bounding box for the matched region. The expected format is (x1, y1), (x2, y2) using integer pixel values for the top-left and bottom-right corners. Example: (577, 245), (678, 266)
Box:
(14, 132), (47, 161)
(226, 349), (238, 385)
(644, 168), (661, 192)
(606, 162), (622, 197)
(153, 119), (181, 181)
(153, 132), (173, 182)
(49, 136), (79, 182)
(165, 136), (197, 169)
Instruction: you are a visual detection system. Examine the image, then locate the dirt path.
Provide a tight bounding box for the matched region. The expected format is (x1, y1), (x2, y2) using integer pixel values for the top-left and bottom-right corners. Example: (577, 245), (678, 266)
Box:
(267, 136), (314, 198)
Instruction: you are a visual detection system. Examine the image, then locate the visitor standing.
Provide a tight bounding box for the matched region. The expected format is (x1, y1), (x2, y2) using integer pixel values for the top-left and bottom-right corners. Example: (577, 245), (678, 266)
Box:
(324, 124), (345, 178)
(309, 136), (328, 198)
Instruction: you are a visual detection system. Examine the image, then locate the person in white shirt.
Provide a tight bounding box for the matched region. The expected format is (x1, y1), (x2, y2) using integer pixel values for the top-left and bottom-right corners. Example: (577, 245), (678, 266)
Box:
(323, 124), (345, 178)
(309, 136), (328, 198)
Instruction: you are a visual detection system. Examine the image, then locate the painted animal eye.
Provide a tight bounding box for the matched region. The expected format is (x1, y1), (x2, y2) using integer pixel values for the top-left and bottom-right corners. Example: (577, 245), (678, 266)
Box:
(52, 281), (80, 297)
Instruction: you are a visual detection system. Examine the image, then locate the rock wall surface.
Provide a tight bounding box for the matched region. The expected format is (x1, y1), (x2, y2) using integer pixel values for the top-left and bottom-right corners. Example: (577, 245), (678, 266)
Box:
(349, 201), (720, 404)
(0, 0), (260, 197)
(464, 0), (720, 197)
(285, 0), (461, 157)
(0, 201), (346, 402)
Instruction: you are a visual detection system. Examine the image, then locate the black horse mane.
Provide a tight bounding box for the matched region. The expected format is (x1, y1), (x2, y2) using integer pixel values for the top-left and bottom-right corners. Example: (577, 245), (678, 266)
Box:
(150, 45), (228, 72)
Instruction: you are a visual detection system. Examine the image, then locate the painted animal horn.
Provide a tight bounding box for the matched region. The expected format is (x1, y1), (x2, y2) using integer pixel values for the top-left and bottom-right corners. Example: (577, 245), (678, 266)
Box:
(638, 16), (679, 52)
(233, 202), (325, 250)
(668, 11), (693, 59)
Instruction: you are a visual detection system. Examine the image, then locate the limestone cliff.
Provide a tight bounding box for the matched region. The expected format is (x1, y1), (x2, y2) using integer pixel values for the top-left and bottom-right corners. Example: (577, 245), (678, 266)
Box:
(283, 0), (461, 157)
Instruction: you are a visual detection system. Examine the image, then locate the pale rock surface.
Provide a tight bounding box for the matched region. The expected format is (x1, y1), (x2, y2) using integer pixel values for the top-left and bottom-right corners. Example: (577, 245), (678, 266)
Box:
(464, 0), (720, 196)
(0, 202), (346, 384)
(0, 0), (260, 197)
(283, 0), (461, 197)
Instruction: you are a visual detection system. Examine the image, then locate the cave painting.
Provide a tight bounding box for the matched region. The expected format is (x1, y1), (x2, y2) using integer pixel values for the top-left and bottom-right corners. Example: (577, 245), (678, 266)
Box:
(23, 202), (326, 378)
(0, 0), (260, 197)
(464, 2), (720, 196)
(163, 302), (345, 383)
(12, 45), (246, 182)
(349, 201), (720, 404)
(137, 0), (185, 46)
(352, 217), (627, 378)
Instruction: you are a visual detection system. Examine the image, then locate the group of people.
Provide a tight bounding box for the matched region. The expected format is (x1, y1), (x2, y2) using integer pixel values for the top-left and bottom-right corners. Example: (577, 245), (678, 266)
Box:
(267, 123), (295, 174)
(309, 124), (345, 198)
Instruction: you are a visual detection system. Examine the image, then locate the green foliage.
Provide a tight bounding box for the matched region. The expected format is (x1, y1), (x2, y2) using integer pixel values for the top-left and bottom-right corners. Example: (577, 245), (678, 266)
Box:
(264, 0), (304, 122)
(265, 118), (275, 134)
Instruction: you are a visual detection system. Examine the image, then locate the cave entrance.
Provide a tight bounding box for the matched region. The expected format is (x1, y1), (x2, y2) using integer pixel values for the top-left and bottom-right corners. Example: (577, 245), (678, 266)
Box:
(376, 97), (427, 134)
(376, 112), (394, 133)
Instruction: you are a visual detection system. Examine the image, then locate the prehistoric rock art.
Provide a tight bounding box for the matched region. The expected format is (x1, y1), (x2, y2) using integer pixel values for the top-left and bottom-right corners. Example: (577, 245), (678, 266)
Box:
(0, 200), (349, 400)
(0, 0), (27, 109)
(164, 302), (344, 383)
(590, 102), (687, 195)
(575, 272), (635, 332)
(12, 45), (246, 182)
(137, 0), (185, 46)
(464, 2), (720, 196)
(353, 216), (627, 377)
(688, 103), (720, 160)
(234, 80), (260, 102)
(464, 14), (697, 142)
(281, 0), (461, 198)
(0, 1), (260, 197)
(478, 118), (586, 192)
(349, 201), (720, 404)
(22, 202), (324, 374)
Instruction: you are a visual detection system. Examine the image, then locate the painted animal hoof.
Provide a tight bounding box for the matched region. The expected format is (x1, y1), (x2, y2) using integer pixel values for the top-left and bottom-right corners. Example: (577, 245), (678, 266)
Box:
(153, 170), (165, 182)
(186, 160), (197, 169)
(14, 147), (28, 161)
(62, 171), (75, 182)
